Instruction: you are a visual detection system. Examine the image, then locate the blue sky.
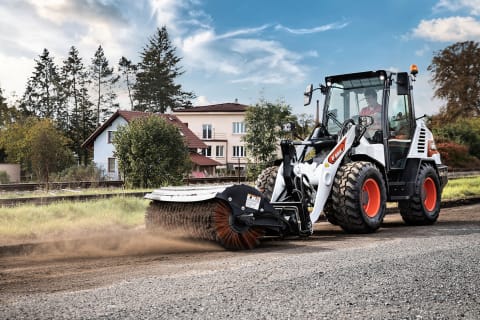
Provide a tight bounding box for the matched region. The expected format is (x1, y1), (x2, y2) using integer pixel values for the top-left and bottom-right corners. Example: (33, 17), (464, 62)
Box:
(1, 0), (480, 117)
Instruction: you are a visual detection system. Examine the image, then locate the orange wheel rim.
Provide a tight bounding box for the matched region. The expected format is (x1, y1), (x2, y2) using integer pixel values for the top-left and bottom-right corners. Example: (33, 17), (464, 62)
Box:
(362, 178), (381, 218)
(423, 177), (437, 212)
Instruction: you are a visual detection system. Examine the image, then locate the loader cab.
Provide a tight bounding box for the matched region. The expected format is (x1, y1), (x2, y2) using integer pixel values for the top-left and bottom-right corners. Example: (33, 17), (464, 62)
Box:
(319, 69), (417, 171)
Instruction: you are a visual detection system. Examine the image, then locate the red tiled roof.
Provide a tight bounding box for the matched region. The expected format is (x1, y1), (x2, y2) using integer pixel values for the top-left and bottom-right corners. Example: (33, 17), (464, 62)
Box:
(174, 103), (248, 113)
(189, 152), (221, 166)
(81, 110), (206, 149)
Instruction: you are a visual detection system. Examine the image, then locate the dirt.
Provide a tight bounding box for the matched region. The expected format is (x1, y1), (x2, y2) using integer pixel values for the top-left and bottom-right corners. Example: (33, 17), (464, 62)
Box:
(1, 203), (479, 300)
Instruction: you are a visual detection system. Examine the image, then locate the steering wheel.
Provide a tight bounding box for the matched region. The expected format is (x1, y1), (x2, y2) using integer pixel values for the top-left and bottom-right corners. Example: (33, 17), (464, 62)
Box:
(339, 119), (355, 138)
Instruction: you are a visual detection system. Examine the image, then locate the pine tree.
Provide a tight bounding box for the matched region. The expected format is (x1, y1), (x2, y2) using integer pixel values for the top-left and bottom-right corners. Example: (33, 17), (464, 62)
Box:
(118, 56), (137, 110)
(20, 49), (64, 120)
(62, 46), (95, 165)
(0, 87), (10, 127)
(90, 45), (119, 126)
(133, 26), (195, 113)
(0, 87), (20, 129)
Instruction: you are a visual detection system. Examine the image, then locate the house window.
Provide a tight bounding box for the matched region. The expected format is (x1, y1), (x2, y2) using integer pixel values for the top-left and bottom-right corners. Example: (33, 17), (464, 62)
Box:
(233, 146), (246, 157)
(107, 157), (116, 173)
(202, 146), (212, 157)
(202, 124), (212, 139)
(232, 122), (246, 134)
(107, 131), (115, 143)
(216, 145), (224, 157)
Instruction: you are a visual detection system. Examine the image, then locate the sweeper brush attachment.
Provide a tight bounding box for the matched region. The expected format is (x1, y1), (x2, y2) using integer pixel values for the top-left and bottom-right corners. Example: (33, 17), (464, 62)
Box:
(145, 185), (271, 250)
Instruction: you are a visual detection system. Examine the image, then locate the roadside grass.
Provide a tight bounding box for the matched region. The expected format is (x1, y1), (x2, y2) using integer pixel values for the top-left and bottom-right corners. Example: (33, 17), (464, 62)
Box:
(442, 176), (480, 200)
(0, 197), (148, 244)
(0, 177), (478, 244)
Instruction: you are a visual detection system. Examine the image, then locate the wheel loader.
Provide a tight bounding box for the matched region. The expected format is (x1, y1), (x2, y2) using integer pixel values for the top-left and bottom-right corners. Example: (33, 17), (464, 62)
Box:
(145, 65), (448, 250)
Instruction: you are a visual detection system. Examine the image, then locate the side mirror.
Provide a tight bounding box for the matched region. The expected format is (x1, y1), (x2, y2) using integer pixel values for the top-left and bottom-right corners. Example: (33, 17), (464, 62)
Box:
(396, 72), (409, 95)
(304, 84), (313, 106)
(358, 115), (374, 127)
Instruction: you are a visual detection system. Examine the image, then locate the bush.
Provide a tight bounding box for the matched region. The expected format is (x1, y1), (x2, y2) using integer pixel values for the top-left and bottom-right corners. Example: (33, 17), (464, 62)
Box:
(52, 164), (103, 182)
(0, 171), (10, 184)
(437, 141), (480, 169)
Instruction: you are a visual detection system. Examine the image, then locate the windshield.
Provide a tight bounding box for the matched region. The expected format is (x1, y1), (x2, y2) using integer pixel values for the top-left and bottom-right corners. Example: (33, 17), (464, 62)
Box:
(324, 76), (385, 135)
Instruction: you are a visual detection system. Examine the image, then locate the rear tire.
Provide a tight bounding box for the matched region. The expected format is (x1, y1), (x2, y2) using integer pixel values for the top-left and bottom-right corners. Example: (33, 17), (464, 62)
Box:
(331, 161), (386, 233)
(255, 166), (278, 200)
(399, 163), (441, 225)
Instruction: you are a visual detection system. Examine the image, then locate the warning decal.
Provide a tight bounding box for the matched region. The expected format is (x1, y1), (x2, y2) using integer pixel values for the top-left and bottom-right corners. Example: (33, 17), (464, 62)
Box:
(245, 193), (261, 210)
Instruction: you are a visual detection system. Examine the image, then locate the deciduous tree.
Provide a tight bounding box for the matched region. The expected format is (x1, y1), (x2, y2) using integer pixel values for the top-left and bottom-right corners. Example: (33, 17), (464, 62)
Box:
(0, 118), (73, 181)
(244, 99), (294, 170)
(113, 115), (191, 188)
(428, 41), (480, 121)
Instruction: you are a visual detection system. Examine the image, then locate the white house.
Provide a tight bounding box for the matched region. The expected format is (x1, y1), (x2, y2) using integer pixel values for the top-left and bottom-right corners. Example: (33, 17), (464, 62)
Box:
(82, 110), (220, 180)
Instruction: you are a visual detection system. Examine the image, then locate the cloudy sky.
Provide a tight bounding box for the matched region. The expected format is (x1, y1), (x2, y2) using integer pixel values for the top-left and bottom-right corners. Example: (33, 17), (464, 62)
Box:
(1, 0), (479, 116)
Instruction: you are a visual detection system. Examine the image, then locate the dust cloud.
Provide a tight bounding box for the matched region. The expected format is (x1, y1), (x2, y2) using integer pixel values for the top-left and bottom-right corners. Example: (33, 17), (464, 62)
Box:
(1, 228), (223, 260)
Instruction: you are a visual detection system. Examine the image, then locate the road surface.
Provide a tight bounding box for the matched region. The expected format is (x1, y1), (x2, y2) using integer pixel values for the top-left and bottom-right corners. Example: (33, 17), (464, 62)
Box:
(1, 204), (479, 319)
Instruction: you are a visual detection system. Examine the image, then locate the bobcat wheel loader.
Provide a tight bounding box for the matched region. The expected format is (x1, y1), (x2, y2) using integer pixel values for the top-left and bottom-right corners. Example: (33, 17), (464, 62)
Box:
(145, 65), (448, 250)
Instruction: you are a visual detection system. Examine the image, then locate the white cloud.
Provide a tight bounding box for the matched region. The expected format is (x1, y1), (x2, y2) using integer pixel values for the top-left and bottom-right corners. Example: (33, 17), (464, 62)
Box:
(412, 16), (480, 41)
(274, 22), (349, 35)
(412, 73), (445, 116)
(194, 95), (212, 106)
(216, 25), (270, 40)
(434, 0), (480, 15)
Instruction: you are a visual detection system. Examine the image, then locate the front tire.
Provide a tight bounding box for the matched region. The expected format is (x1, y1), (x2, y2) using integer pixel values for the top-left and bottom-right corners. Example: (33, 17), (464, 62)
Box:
(331, 161), (387, 233)
(255, 166), (278, 200)
(399, 163), (441, 225)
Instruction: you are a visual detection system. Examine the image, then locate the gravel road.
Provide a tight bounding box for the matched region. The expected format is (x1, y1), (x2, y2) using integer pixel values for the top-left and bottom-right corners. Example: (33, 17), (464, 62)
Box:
(1, 204), (479, 319)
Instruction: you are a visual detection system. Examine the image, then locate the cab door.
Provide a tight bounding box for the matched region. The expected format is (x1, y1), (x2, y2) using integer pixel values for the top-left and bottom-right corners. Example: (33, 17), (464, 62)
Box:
(387, 75), (414, 169)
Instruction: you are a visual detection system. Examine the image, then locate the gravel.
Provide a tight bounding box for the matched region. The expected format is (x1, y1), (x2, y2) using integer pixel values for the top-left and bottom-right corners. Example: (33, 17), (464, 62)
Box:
(1, 227), (479, 320)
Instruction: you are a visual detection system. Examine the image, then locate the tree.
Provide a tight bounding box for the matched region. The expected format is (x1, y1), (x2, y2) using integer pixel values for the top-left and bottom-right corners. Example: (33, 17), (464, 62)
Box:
(118, 56), (137, 110)
(133, 26), (195, 113)
(113, 115), (191, 188)
(62, 46), (96, 165)
(90, 45), (119, 125)
(0, 87), (19, 129)
(428, 41), (480, 121)
(0, 117), (73, 180)
(244, 99), (294, 171)
(20, 49), (64, 120)
(0, 117), (36, 173)
(28, 119), (73, 184)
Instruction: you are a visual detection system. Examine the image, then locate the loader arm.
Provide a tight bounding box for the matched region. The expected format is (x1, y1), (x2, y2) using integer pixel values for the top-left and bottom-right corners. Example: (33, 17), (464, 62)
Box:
(309, 125), (357, 223)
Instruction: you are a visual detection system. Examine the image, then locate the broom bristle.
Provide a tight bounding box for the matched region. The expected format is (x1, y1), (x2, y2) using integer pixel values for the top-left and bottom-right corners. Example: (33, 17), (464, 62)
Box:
(214, 201), (263, 250)
(146, 199), (263, 250)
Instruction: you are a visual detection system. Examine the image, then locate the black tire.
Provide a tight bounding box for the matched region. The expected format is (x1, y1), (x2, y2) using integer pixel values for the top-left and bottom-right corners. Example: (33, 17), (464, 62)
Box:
(323, 197), (340, 225)
(330, 161), (387, 233)
(255, 166), (278, 200)
(399, 163), (441, 225)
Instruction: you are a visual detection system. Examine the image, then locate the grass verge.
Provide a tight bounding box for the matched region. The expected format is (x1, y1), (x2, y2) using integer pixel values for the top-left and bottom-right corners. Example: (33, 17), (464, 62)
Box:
(0, 197), (148, 245)
(442, 176), (480, 200)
